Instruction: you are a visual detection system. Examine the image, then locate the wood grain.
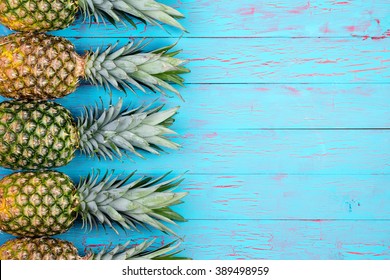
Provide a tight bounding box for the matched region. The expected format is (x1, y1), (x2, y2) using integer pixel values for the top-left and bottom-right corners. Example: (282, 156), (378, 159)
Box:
(0, 129), (387, 176)
(174, 174), (390, 219)
(38, 129), (390, 176)
(50, 84), (390, 129)
(0, 0), (389, 260)
(66, 37), (390, 84)
(2, 220), (389, 259)
(1, 0), (389, 38)
(0, 173), (386, 220)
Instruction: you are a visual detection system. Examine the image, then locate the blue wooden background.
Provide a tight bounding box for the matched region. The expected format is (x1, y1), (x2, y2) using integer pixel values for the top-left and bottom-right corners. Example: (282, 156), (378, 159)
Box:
(0, 0), (390, 259)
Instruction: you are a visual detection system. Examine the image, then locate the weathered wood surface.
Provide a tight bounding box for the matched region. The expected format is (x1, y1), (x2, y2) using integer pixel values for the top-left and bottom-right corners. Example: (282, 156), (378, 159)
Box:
(1, 0), (389, 38)
(1, 220), (389, 260)
(44, 84), (390, 129)
(74, 220), (390, 260)
(0, 173), (387, 219)
(0, 0), (389, 260)
(53, 130), (390, 175)
(67, 37), (390, 84)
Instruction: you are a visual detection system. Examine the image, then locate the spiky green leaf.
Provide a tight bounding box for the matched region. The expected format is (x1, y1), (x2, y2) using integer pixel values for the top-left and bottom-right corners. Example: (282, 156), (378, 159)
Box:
(77, 170), (187, 235)
(77, 99), (180, 160)
(84, 39), (188, 100)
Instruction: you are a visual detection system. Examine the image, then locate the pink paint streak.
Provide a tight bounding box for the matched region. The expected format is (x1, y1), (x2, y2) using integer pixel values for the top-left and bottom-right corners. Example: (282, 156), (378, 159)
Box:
(288, 1), (311, 14)
(285, 86), (301, 96)
(203, 132), (218, 139)
(183, 187), (203, 191)
(214, 185), (239, 189)
(255, 87), (270, 92)
(252, 247), (267, 251)
(238, 7), (256, 16)
(320, 23), (331, 34)
(272, 173), (288, 181)
(317, 59), (338, 64)
(182, 133), (195, 139)
(347, 251), (365, 255)
(371, 36), (387, 40)
(351, 67), (386, 73)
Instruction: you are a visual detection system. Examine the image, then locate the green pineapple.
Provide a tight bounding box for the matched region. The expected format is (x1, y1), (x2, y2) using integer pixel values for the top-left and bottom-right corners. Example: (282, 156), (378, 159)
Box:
(0, 0), (185, 32)
(0, 170), (187, 237)
(0, 237), (188, 260)
(0, 99), (180, 170)
(0, 32), (189, 100)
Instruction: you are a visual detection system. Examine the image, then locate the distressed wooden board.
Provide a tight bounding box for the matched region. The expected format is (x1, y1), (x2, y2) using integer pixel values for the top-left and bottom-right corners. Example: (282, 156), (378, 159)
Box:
(2, 220), (389, 259)
(1, 130), (386, 176)
(0, 37), (388, 85)
(31, 83), (390, 129)
(0, 173), (387, 220)
(0, 0), (390, 261)
(169, 220), (390, 260)
(63, 37), (390, 84)
(1, 0), (389, 38)
(173, 174), (390, 219)
(28, 129), (388, 176)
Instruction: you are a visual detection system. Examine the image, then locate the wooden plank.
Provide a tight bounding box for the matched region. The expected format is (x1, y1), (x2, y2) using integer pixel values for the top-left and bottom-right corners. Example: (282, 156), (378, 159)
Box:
(2, 220), (388, 259)
(0, 37), (387, 84)
(1, 0), (389, 38)
(0, 173), (387, 220)
(62, 220), (390, 260)
(38, 129), (389, 175)
(49, 84), (390, 129)
(65, 37), (390, 84)
(0, 1), (389, 262)
(174, 174), (390, 219)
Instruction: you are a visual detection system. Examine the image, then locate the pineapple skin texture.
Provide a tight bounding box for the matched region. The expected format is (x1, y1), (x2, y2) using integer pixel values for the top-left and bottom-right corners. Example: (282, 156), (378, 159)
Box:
(0, 100), (80, 170)
(0, 237), (82, 260)
(0, 171), (80, 237)
(0, 32), (85, 100)
(0, 0), (79, 32)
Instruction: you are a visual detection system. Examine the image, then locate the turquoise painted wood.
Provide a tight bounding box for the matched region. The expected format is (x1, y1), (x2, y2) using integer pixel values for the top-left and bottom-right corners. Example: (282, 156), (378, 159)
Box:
(0, 0), (390, 260)
(62, 37), (390, 83)
(16, 130), (390, 175)
(2, 0), (389, 38)
(9, 84), (390, 129)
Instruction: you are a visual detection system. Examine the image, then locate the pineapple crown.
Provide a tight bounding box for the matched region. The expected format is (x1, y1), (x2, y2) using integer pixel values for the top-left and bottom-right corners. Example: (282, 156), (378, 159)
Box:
(77, 99), (180, 160)
(84, 39), (189, 100)
(77, 170), (187, 236)
(78, 0), (186, 31)
(91, 239), (189, 260)
(0, 237), (189, 260)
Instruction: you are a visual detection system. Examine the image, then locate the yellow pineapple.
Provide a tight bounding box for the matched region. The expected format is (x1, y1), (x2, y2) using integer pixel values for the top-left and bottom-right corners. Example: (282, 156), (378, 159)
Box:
(0, 170), (187, 237)
(0, 32), (189, 100)
(0, 0), (185, 32)
(0, 237), (188, 260)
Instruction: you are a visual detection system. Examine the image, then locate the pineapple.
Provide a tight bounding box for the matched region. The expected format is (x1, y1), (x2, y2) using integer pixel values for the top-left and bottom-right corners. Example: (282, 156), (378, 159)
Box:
(0, 237), (188, 260)
(0, 170), (187, 237)
(0, 0), (185, 32)
(0, 99), (180, 170)
(0, 32), (189, 100)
